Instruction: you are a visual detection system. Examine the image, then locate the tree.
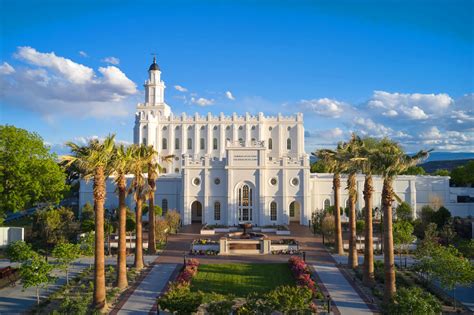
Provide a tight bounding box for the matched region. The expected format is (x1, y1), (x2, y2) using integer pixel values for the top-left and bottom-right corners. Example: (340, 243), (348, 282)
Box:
(310, 159), (330, 173)
(32, 206), (77, 252)
(144, 146), (173, 255)
(80, 202), (95, 233)
(155, 218), (169, 245)
(433, 169), (449, 176)
(128, 144), (149, 271)
(321, 214), (335, 244)
(313, 146), (345, 255)
(432, 206), (451, 229)
(440, 220), (457, 245)
(395, 202), (412, 222)
(402, 165), (426, 175)
(52, 242), (81, 285)
(372, 138), (430, 303)
(393, 220), (415, 269)
(386, 287), (441, 315)
(111, 144), (134, 290)
(356, 220), (365, 249)
(165, 210), (181, 234)
(6, 240), (35, 263)
(19, 253), (54, 306)
(357, 136), (381, 287)
(0, 125), (67, 218)
(450, 161), (474, 187)
(62, 134), (116, 311)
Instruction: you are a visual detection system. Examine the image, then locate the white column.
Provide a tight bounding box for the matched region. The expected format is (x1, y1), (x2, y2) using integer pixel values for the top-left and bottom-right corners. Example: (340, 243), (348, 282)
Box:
(219, 124), (225, 159)
(182, 124), (187, 156)
(207, 125), (212, 155)
(194, 122), (199, 156)
(156, 125), (161, 151)
(169, 124), (175, 156)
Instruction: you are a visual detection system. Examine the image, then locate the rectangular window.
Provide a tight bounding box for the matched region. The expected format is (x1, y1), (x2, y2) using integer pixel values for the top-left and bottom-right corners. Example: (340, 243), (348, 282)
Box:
(213, 138), (218, 150)
(187, 138), (192, 150)
(175, 138), (180, 150)
(200, 138), (205, 150)
(142, 137), (147, 145)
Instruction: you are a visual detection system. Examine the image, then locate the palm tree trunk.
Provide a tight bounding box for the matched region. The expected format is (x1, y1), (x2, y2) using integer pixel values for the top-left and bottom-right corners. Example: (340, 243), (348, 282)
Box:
(382, 178), (396, 303)
(363, 174), (375, 286)
(148, 180), (156, 255)
(93, 166), (107, 311)
(333, 173), (343, 255)
(116, 175), (128, 290)
(135, 197), (144, 270)
(348, 173), (358, 269)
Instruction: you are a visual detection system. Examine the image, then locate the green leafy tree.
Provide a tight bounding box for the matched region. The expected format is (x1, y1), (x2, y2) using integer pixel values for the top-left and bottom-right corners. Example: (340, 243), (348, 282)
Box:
(321, 214), (335, 244)
(52, 242), (81, 285)
(19, 253), (55, 305)
(432, 206), (451, 229)
(80, 202), (95, 233)
(440, 220), (457, 245)
(433, 169), (449, 176)
(165, 210), (181, 234)
(6, 240), (35, 263)
(142, 205), (163, 217)
(32, 206), (77, 252)
(310, 159), (330, 173)
(450, 161), (474, 187)
(395, 202), (412, 222)
(386, 287), (441, 315)
(402, 165), (426, 175)
(0, 125), (67, 218)
(393, 220), (415, 269)
(79, 232), (95, 257)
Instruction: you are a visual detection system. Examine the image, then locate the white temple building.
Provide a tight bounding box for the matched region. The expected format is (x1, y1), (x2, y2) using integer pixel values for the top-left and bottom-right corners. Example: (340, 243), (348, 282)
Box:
(79, 59), (474, 223)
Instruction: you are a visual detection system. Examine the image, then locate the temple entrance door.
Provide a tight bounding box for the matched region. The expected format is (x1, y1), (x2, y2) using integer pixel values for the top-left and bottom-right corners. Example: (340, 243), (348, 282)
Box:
(191, 201), (203, 223)
(289, 201), (300, 222)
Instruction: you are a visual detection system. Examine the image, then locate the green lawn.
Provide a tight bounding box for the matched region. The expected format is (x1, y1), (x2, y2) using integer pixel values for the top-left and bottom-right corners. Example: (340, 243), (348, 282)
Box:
(190, 263), (294, 297)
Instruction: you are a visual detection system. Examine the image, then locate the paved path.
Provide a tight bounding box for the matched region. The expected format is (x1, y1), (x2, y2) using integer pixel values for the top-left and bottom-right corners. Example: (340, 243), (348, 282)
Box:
(0, 255), (158, 314)
(117, 263), (177, 315)
(312, 263), (373, 315)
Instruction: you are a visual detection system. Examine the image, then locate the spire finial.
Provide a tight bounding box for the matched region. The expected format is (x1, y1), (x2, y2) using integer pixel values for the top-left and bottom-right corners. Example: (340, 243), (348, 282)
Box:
(151, 52), (157, 64)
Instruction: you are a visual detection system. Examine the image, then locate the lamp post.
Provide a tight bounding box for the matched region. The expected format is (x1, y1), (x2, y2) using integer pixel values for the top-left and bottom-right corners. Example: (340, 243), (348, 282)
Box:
(183, 251), (186, 265)
(327, 295), (331, 313)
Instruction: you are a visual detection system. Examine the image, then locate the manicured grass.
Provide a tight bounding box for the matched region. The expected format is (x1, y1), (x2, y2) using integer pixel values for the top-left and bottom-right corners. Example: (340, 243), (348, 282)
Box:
(190, 263), (294, 297)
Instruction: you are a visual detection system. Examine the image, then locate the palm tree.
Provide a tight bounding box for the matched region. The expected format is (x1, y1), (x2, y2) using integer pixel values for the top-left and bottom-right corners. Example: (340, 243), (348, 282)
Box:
(373, 138), (430, 303)
(339, 134), (364, 269)
(314, 146), (345, 255)
(144, 146), (173, 255)
(111, 144), (134, 290)
(357, 137), (381, 287)
(129, 144), (149, 271)
(62, 135), (115, 311)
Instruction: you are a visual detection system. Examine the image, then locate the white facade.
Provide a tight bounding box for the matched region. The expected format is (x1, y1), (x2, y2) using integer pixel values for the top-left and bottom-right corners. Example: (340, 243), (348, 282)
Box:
(79, 61), (474, 223)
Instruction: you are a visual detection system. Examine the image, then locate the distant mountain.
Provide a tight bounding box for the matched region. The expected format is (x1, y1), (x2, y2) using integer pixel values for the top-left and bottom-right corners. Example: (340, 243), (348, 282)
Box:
(420, 159), (473, 173)
(422, 152), (474, 162)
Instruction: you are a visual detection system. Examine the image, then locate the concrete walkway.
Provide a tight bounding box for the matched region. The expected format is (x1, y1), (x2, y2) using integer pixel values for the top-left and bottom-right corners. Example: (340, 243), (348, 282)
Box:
(313, 263), (373, 315)
(117, 263), (177, 315)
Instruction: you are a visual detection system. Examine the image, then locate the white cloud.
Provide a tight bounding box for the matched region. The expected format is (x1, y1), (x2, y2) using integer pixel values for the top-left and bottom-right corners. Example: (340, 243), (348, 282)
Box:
(299, 98), (345, 118)
(174, 85), (188, 92)
(191, 97), (214, 106)
(367, 91), (452, 120)
(78, 51), (88, 57)
(0, 62), (15, 75)
(2, 46), (137, 118)
(353, 117), (393, 137)
(401, 106), (428, 120)
(102, 56), (120, 65)
(225, 90), (235, 100)
(15, 46), (94, 84)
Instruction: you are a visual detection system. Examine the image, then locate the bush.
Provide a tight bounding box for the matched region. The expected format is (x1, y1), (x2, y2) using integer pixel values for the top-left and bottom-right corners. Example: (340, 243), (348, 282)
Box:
(432, 206), (451, 229)
(157, 283), (203, 314)
(6, 241), (34, 263)
(57, 296), (89, 315)
(207, 300), (234, 315)
(386, 287), (441, 315)
(396, 202), (412, 221)
(265, 285), (313, 313)
(165, 210), (181, 233)
(155, 218), (168, 243)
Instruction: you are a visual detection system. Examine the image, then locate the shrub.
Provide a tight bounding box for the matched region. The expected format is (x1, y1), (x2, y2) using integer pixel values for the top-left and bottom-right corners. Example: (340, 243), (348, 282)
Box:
(432, 206), (451, 229)
(157, 283), (203, 314)
(58, 296), (89, 315)
(155, 218), (168, 243)
(207, 300), (234, 315)
(265, 285), (313, 313)
(6, 241), (34, 263)
(386, 287), (441, 315)
(165, 210), (181, 233)
(396, 202), (412, 221)
(288, 256), (318, 295)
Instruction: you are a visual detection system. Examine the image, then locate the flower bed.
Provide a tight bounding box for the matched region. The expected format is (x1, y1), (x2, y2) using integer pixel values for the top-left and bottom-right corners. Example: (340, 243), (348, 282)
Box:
(270, 239), (299, 254)
(261, 225), (291, 235)
(176, 258), (200, 285)
(190, 239), (220, 255)
(288, 256), (318, 296)
(200, 225), (238, 234)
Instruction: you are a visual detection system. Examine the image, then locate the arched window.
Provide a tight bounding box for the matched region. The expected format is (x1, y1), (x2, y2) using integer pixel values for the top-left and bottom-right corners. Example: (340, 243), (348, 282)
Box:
(174, 168), (179, 173)
(187, 138), (192, 150)
(214, 201), (221, 220)
(213, 138), (218, 150)
(142, 138), (147, 146)
(324, 199), (331, 210)
(175, 138), (180, 150)
(289, 202), (295, 217)
(200, 138), (205, 150)
(162, 168), (167, 174)
(270, 202), (277, 221)
(287, 138), (292, 150)
(268, 138), (273, 150)
(162, 199), (168, 215)
(162, 138), (167, 150)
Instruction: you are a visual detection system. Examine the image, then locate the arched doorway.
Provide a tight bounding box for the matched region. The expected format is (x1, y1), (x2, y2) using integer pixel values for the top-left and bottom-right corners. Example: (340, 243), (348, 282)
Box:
(191, 201), (203, 223)
(238, 184), (254, 223)
(289, 201), (300, 222)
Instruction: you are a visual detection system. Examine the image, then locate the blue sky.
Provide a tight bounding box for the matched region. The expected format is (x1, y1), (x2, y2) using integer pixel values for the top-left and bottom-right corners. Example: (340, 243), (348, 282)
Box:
(1, 0), (473, 154)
